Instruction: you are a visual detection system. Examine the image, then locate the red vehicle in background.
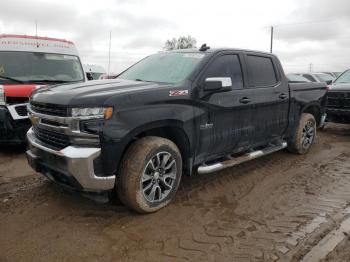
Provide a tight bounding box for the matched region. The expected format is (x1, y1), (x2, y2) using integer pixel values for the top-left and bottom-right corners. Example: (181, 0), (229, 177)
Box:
(0, 34), (85, 143)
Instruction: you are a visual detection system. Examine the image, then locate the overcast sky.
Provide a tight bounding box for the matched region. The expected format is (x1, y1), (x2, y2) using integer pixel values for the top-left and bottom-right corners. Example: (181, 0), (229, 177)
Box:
(1, 0), (349, 74)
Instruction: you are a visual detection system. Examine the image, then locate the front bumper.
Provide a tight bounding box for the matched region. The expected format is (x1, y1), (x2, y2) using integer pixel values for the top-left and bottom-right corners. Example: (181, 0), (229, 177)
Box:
(0, 106), (30, 143)
(326, 108), (350, 124)
(26, 127), (116, 192)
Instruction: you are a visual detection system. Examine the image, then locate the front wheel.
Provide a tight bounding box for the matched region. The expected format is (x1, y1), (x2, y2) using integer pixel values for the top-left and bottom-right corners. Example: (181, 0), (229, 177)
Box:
(287, 113), (317, 154)
(117, 136), (182, 213)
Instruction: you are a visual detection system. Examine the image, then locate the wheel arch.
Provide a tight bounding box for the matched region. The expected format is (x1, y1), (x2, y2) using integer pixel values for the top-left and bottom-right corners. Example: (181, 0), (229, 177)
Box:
(119, 120), (193, 176)
(301, 103), (322, 125)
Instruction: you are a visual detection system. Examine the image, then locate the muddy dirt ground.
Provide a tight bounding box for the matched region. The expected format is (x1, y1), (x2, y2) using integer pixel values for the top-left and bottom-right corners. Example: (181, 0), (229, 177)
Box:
(1, 123), (350, 262)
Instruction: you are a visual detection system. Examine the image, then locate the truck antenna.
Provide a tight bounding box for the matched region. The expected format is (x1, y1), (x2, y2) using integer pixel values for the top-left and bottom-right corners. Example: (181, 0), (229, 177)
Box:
(199, 43), (210, 51)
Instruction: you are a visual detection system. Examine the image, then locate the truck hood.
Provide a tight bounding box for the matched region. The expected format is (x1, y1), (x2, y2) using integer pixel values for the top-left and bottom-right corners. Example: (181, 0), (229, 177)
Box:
(3, 84), (43, 97)
(329, 82), (350, 91)
(31, 79), (171, 106)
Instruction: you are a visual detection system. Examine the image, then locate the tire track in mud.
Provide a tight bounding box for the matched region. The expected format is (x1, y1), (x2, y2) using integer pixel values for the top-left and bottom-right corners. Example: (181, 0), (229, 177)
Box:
(138, 137), (350, 261)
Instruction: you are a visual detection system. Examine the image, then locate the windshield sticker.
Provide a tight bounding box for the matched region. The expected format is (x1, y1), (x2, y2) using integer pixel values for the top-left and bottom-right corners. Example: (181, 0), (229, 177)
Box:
(169, 90), (189, 97)
(0, 66), (4, 75)
(182, 53), (205, 59)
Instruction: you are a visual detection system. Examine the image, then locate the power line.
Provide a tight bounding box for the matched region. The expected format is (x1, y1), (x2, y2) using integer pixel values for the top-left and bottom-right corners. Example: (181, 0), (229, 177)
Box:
(284, 62), (350, 66)
(267, 18), (342, 53)
(273, 18), (336, 28)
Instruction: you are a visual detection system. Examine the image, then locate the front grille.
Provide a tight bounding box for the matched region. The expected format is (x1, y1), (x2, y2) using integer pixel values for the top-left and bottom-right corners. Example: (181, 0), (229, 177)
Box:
(30, 102), (68, 117)
(326, 92), (350, 109)
(33, 126), (70, 149)
(15, 105), (28, 116)
(6, 97), (29, 104)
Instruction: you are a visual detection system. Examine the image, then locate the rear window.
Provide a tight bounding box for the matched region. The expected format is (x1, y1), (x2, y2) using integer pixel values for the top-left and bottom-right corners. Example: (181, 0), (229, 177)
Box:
(247, 55), (277, 87)
(302, 74), (316, 82)
(287, 74), (311, 83)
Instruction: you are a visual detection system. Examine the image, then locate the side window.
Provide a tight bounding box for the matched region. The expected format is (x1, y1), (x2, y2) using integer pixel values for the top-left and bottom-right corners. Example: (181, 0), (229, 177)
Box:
(246, 55), (277, 87)
(203, 55), (243, 89)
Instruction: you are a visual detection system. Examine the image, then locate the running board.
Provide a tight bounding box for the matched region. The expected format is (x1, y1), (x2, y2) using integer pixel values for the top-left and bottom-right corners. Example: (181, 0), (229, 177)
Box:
(197, 142), (288, 174)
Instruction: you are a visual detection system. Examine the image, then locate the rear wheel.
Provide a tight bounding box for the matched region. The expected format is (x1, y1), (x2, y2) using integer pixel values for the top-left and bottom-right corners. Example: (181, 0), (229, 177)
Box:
(287, 113), (316, 154)
(117, 136), (182, 213)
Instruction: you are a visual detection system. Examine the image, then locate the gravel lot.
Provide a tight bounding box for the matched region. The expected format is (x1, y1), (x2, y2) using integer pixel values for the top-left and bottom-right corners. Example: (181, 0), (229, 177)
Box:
(1, 123), (350, 262)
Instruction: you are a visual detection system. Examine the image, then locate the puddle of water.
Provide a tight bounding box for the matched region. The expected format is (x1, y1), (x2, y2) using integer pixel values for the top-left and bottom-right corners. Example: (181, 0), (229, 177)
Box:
(304, 215), (328, 234)
(301, 217), (350, 262)
(286, 213), (327, 247)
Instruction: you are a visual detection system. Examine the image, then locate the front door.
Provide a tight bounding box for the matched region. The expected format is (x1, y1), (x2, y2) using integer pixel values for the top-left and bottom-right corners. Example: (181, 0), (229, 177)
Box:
(196, 53), (255, 161)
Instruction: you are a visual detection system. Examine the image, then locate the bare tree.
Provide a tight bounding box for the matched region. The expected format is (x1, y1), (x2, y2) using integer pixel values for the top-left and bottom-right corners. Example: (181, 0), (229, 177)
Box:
(164, 36), (197, 50)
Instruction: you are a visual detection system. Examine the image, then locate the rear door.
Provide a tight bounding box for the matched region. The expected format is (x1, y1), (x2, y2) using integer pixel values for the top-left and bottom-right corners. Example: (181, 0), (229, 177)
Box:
(244, 53), (289, 145)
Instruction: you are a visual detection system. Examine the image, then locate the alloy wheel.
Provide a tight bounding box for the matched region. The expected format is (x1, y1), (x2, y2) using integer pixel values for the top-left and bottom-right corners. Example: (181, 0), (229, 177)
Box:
(302, 120), (315, 149)
(141, 151), (177, 203)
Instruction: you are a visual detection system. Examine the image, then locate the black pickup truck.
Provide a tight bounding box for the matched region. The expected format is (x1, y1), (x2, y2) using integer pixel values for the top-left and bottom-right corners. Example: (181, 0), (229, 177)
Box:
(26, 47), (327, 213)
(325, 69), (350, 124)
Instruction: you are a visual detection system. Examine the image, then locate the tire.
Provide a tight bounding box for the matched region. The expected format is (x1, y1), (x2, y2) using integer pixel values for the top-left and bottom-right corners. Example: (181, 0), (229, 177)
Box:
(287, 113), (317, 155)
(117, 136), (182, 213)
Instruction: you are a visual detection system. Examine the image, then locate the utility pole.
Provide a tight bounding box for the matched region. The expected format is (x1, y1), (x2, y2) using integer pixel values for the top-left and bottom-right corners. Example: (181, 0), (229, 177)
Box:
(309, 63), (313, 72)
(35, 20), (39, 48)
(108, 31), (112, 75)
(270, 26), (274, 53)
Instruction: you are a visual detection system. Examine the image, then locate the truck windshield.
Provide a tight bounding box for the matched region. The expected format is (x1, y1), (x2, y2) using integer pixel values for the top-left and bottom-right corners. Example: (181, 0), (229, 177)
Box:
(335, 70), (350, 84)
(0, 51), (84, 83)
(117, 52), (206, 84)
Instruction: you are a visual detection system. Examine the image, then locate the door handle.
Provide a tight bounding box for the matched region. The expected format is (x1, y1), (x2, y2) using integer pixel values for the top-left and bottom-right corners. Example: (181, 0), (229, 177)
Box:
(279, 93), (288, 99)
(239, 97), (251, 104)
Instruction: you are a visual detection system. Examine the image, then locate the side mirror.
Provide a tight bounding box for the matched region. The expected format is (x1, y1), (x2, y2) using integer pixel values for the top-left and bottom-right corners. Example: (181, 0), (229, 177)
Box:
(325, 80), (333, 85)
(203, 77), (232, 92)
(86, 72), (94, 81)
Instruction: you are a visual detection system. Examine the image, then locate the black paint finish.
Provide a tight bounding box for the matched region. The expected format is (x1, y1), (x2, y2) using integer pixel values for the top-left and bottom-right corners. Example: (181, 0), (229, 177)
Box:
(30, 48), (327, 176)
(325, 82), (350, 124)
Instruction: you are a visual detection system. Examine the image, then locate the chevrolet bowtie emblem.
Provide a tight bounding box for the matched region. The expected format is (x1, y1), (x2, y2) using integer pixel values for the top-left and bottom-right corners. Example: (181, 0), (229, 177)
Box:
(30, 115), (39, 125)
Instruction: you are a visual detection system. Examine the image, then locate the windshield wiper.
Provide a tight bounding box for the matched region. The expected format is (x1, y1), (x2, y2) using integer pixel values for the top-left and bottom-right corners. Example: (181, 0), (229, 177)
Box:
(135, 78), (154, 83)
(134, 78), (171, 84)
(0, 76), (25, 84)
(29, 80), (78, 84)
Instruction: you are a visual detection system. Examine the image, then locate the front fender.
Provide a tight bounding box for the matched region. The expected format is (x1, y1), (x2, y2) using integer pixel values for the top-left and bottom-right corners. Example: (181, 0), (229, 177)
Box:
(99, 104), (197, 176)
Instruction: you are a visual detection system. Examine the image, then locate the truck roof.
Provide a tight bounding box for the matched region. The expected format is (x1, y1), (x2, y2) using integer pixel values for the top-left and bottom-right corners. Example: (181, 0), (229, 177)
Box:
(0, 34), (79, 56)
(164, 47), (276, 57)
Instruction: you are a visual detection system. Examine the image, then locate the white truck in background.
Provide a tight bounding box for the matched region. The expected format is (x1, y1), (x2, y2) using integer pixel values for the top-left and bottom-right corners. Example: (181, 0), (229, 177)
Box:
(0, 34), (85, 143)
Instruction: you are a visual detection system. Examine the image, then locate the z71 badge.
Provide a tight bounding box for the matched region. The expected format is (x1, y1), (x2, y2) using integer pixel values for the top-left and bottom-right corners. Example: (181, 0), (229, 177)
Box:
(169, 90), (189, 97)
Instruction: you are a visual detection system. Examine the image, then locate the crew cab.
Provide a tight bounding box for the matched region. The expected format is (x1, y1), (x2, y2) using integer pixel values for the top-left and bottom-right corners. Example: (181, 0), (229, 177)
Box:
(325, 69), (350, 124)
(26, 47), (327, 213)
(0, 34), (85, 143)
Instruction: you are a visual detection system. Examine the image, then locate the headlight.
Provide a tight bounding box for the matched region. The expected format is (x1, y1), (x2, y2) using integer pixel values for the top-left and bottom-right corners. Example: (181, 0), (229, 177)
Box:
(0, 86), (5, 105)
(71, 107), (113, 119)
